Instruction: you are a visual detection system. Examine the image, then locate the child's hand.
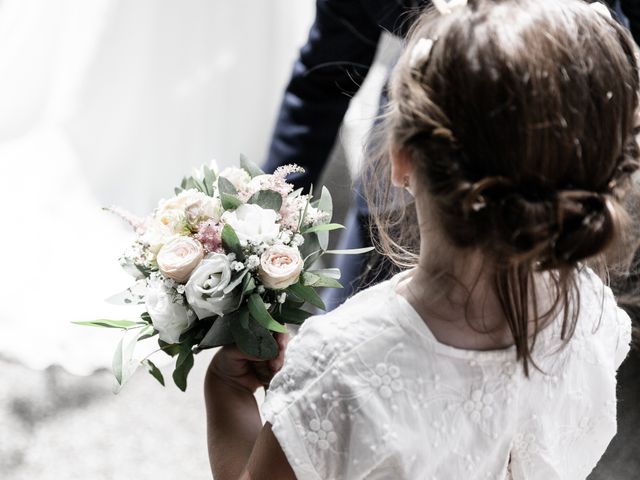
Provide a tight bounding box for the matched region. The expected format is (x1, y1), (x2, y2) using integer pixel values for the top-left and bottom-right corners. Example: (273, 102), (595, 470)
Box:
(206, 333), (289, 394)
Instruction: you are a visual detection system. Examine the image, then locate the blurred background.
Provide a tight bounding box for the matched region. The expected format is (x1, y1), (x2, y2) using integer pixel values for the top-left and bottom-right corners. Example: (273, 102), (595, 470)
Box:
(0, 1), (395, 478)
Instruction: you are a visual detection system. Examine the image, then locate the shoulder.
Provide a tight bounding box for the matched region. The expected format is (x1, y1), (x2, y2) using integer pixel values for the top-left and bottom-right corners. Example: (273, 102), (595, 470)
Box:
(572, 266), (632, 369)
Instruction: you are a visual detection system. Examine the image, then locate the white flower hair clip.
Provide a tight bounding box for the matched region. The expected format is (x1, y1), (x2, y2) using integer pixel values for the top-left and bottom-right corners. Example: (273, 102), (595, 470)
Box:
(432, 0), (468, 15)
(589, 2), (613, 20)
(410, 38), (435, 69)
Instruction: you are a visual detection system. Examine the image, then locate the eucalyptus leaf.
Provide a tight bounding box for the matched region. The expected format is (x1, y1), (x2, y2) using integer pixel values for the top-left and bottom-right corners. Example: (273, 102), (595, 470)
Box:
(242, 275), (256, 296)
(247, 294), (287, 333)
(287, 282), (326, 310)
(301, 271), (342, 288)
(143, 359), (165, 386)
(247, 190), (282, 212)
(203, 165), (217, 196)
(221, 193), (242, 210)
(218, 175), (238, 196)
(240, 154), (265, 178)
(230, 315), (278, 360)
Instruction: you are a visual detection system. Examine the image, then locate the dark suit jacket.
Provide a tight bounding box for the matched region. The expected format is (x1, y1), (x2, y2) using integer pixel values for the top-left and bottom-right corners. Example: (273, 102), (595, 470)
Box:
(264, 0), (638, 192)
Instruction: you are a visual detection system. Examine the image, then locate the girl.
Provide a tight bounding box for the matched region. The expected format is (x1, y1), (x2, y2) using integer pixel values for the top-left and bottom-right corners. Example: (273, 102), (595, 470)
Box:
(204, 0), (639, 478)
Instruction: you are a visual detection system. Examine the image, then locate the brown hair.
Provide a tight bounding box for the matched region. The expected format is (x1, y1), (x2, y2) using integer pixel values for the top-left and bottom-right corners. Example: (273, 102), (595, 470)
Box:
(365, 0), (640, 373)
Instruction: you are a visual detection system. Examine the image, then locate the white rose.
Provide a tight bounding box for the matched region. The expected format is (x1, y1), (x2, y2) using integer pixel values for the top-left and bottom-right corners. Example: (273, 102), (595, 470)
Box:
(219, 167), (251, 191)
(259, 245), (303, 290)
(221, 204), (280, 244)
(185, 253), (239, 319)
(145, 277), (192, 344)
(156, 236), (204, 283)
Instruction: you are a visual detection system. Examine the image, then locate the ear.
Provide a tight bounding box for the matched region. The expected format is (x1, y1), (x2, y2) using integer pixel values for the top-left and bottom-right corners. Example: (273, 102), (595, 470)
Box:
(391, 147), (414, 188)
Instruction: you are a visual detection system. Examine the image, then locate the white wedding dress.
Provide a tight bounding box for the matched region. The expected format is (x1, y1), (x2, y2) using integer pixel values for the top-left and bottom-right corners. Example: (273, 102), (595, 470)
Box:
(263, 268), (631, 479)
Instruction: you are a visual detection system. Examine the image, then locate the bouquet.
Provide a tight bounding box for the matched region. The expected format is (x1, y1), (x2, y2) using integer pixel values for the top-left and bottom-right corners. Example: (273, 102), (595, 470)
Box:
(75, 157), (370, 392)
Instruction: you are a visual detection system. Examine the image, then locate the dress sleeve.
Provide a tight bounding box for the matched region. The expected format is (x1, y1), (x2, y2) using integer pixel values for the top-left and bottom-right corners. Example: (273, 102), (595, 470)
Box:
(261, 315), (357, 480)
(614, 306), (633, 369)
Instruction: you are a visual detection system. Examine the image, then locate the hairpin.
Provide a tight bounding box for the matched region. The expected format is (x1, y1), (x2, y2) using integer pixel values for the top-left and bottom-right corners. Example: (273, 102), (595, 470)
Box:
(432, 0), (468, 15)
(410, 38), (435, 69)
(589, 2), (612, 20)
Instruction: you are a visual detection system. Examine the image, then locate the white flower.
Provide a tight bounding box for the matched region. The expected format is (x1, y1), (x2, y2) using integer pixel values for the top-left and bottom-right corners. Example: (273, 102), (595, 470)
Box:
(185, 253), (239, 319)
(231, 261), (245, 271)
(141, 210), (185, 254)
(221, 203), (280, 244)
(278, 230), (293, 245)
(291, 234), (305, 247)
(245, 255), (260, 270)
(219, 167), (251, 191)
(145, 276), (192, 344)
(156, 236), (204, 283)
(277, 292), (287, 304)
(259, 245), (304, 290)
(257, 285), (265, 294)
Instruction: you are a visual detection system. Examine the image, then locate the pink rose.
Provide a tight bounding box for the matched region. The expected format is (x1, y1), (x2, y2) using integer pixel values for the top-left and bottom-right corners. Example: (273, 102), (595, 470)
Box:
(156, 236), (204, 283)
(259, 245), (303, 290)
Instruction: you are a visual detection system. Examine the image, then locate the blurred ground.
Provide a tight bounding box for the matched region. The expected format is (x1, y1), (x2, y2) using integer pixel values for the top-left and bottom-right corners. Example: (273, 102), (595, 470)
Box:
(0, 351), (216, 480)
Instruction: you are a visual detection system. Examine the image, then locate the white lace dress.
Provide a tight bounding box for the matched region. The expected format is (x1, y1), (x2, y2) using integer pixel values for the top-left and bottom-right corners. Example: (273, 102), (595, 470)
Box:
(262, 268), (632, 479)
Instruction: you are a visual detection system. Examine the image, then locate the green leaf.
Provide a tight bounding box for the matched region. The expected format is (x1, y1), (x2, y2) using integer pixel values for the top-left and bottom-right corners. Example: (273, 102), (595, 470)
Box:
(224, 270), (248, 294)
(174, 187), (183, 195)
(203, 165), (217, 196)
(247, 190), (282, 212)
(325, 247), (375, 255)
(301, 271), (320, 286)
(221, 193), (242, 210)
(247, 294), (287, 333)
(137, 325), (157, 341)
(221, 224), (244, 260)
(300, 232), (323, 269)
(141, 312), (152, 323)
(302, 271), (342, 288)
(316, 186), (334, 249)
(142, 359), (165, 386)
(218, 176), (241, 210)
(158, 339), (182, 357)
(242, 274), (256, 296)
(308, 268), (341, 279)
(240, 154), (264, 178)
(112, 336), (124, 385)
(73, 319), (143, 329)
(172, 349), (194, 391)
(276, 305), (314, 325)
(198, 316), (235, 349)
(302, 223), (344, 234)
(287, 282), (326, 310)
(218, 175), (238, 195)
(230, 315), (278, 360)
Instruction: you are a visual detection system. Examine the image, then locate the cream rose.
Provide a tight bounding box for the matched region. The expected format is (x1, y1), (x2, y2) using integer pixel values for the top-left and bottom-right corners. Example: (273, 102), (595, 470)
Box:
(185, 253), (239, 319)
(259, 245), (303, 290)
(221, 203), (279, 244)
(156, 236), (204, 283)
(145, 277), (193, 344)
(158, 189), (221, 225)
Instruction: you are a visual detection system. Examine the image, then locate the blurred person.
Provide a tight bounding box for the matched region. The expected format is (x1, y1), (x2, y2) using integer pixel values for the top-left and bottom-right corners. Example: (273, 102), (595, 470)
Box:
(263, 0), (639, 311)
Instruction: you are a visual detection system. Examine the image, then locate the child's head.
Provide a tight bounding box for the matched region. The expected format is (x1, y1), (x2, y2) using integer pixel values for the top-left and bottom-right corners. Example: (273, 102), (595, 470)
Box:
(368, 0), (639, 368)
